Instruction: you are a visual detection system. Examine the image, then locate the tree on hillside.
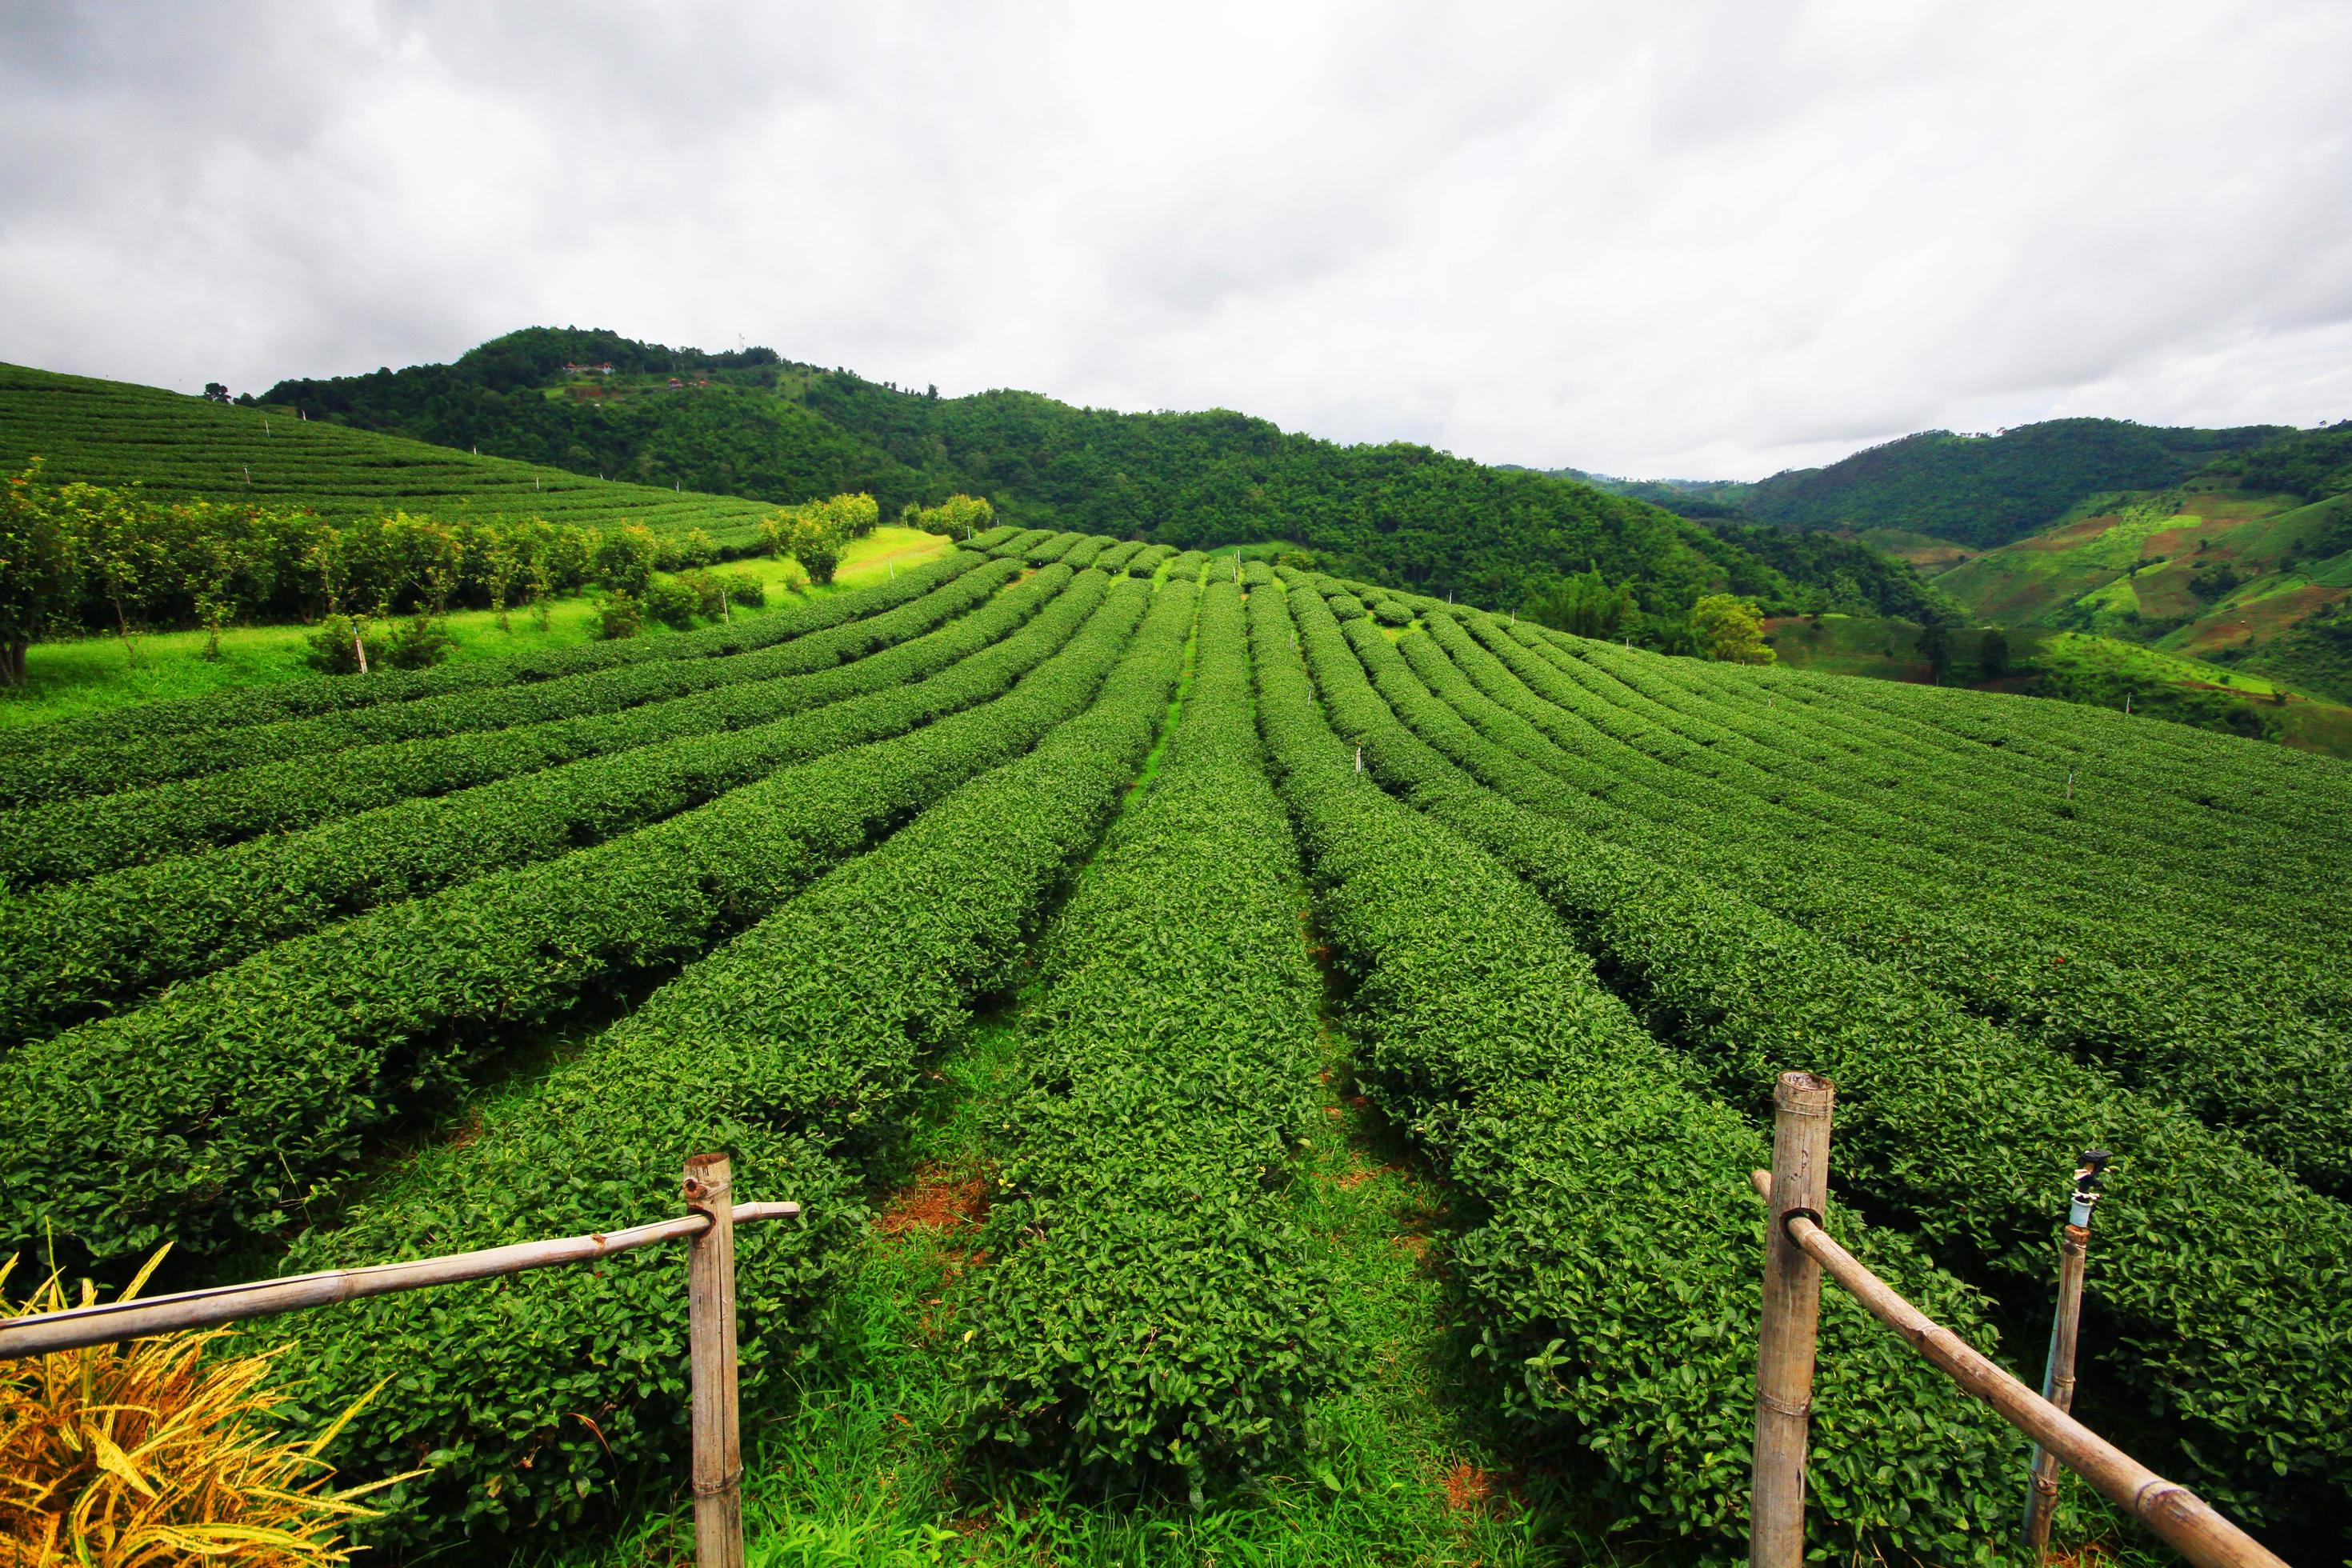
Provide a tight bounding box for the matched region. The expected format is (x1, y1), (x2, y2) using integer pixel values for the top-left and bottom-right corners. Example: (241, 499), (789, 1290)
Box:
(1918, 610), (1955, 683)
(1690, 594), (1774, 664)
(1523, 566), (1637, 638)
(904, 493), (994, 539)
(0, 462), (81, 683)
(593, 523), (660, 597)
(1979, 626), (2010, 681)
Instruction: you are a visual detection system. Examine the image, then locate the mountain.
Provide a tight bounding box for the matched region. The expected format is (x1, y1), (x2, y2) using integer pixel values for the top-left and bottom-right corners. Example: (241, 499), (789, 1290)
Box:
(1545, 420), (2290, 553)
(1730, 419), (2282, 549)
(259, 327), (1948, 619)
(1925, 426), (2352, 702)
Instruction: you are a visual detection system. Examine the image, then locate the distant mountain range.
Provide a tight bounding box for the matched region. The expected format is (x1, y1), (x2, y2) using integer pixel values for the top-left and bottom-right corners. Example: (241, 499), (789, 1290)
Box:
(254, 326), (1952, 624)
(1542, 418), (2352, 703)
(1526, 418), (2293, 549)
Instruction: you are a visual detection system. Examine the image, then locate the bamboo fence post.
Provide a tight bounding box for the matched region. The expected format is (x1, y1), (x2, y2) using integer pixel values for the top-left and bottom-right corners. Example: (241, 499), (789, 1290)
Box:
(683, 1153), (744, 1568)
(2023, 1150), (2111, 1556)
(1751, 1070), (1834, 1568)
(1748, 1171), (2286, 1568)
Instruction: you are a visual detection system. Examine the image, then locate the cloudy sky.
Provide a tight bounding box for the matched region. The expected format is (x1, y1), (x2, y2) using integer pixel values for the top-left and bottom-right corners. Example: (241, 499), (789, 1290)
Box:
(2, 2), (2347, 478)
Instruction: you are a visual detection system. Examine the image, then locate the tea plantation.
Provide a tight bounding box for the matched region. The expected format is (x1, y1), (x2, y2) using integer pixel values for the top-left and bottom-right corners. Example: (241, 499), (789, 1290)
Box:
(3, 524), (2347, 1565)
(0, 361), (774, 547)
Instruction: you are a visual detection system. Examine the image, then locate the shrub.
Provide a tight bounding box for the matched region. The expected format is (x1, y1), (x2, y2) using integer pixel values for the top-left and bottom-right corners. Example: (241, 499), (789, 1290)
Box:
(593, 523), (659, 597)
(302, 613), (375, 675)
(644, 576), (702, 630)
(1369, 598), (1412, 626)
(719, 569), (766, 608)
(595, 592), (643, 640)
(665, 526), (718, 570)
(378, 613), (454, 670)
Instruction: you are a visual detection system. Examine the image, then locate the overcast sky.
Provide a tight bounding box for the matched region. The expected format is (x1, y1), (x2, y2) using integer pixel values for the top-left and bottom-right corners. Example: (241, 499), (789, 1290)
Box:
(2, 2), (2348, 479)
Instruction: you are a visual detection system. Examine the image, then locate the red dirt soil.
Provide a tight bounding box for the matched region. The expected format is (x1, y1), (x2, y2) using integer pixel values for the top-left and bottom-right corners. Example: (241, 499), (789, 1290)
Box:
(874, 1163), (990, 1238)
(1443, 1460), (1499, 1516)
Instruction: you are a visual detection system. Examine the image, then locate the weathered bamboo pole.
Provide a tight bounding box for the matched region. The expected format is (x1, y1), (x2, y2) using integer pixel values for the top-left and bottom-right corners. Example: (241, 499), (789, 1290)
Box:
(1751, 1070), (1834, 1568)
(684, 1152), (745, 1568)
(1749, 1171), (2286, 1568)
(2025, 1150), (2110, 1556)
(0, 1202), (801, 1359)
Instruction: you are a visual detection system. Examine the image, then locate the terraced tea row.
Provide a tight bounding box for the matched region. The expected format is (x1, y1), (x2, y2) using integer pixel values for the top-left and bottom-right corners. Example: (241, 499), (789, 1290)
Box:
(277, 572), (1200, 1543)
(1282, 573), (2352, 1533)
(0, 361), (772, 542)
(0, 562), (1097, 1043)
(965, 581), (1341, 1476)
(0, 564), (1147, 1269)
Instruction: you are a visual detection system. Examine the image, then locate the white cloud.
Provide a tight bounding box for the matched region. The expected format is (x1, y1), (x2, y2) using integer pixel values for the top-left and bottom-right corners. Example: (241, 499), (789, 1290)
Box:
(2, 0), (2346, 478)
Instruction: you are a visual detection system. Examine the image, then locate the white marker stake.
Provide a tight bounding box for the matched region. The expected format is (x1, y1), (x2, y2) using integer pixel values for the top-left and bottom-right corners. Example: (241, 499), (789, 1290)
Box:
(1354, 745), (1363, 774)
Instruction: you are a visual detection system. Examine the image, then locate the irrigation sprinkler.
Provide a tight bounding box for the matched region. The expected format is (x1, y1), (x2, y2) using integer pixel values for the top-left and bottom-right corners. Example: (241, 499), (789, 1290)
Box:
(2023, 1150), (2113, 1556)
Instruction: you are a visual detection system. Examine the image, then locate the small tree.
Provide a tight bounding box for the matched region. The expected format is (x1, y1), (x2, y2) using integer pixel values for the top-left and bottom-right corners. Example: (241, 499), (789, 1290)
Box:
(381, 611), (455, 669)
(1916, 613), (1954, 683)
(765, 502), (851, 585)
(1978, 627), (2010, 682)
(193, 535), (239, 661)
(303, 612), (375, 675)
(593, 523), (660, 597)
(1690, 594), (1775, 664)
(597, 591), (645, 640)
(75, 482), (162, 665)
(905, 494), (994, 539)
(0, 460), (80, 685)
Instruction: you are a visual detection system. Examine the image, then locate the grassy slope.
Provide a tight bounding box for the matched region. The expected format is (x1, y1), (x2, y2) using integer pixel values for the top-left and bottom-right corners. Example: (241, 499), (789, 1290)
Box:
(0, 361), (775, 544)
(1760, 612), (2352, 758)
(1933, 480), (2350, 673)
(0, 526), (951, 731)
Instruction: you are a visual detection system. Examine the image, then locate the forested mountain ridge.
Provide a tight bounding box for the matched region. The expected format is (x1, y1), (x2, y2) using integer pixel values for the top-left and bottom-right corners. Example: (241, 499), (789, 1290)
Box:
(258, 326), (1947, 618)
(1539, 418), (2287, 550)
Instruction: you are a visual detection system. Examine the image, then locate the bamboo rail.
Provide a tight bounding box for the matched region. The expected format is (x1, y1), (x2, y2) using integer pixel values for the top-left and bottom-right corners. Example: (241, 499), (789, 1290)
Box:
(1748, 1161), (2286, 1568)
(0, 1156), (799, 1568)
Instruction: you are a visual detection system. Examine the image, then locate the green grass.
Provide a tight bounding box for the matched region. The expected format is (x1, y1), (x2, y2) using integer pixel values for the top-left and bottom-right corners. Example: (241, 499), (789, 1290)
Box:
(2037, 630), (2290, 696)
(1761, 613), (2352, 757)
(546, 1017), (1614, 1568)
(0, 526), (952, 731)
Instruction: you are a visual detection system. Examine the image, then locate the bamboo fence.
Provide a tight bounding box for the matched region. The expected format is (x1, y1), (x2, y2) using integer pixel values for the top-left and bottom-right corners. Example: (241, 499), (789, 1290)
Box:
(1747, 1072), (2287, 1568)
(0, 1152), (797, 1567)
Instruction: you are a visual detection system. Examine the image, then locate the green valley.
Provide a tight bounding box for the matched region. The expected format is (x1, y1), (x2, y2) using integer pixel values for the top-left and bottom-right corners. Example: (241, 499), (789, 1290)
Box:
(2, 351), (2344, 1568)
